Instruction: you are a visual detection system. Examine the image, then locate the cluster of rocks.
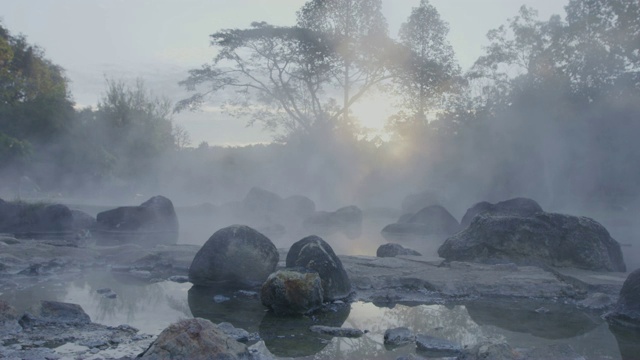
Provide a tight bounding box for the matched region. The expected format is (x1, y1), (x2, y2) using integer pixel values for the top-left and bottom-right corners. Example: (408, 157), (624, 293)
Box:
(181, 187), (364, 242)
(188, 224), (352, 317)
(0, 195), (180, 247)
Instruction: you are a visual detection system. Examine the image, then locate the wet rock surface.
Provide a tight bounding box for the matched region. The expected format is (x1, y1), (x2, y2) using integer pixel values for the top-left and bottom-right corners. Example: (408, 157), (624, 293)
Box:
(460, 197), (544, 228)
(139, 318), (250, 359)
(188, 225), (279, 287)
(607, 268), (640, 328)
(384, 326), (415, 346)
(260, 268), (324, 315)
(0, 229), (634, 359)
(439, 211), (626, 272)
(286, 235), (352, 300)
(415, 334), (462, 355)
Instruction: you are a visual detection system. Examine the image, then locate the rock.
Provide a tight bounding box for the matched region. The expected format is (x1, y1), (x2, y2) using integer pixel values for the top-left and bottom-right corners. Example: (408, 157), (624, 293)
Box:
(384, 327), (415, 346)
(377, 243), (422, 258)
(70, 209), (97, 231)
(457, 340), (518, 360)
(189, 225), (279, 287)
(286, 236), (351, 300)
(309, 325), (363, 338)
(95, 195), (179, 245)
(20, 301), (91, 327)
(415, 334), (461, 355)
(281, 195), (316, 220)
(381, 205), (459, 241)
(0, 199), (74, 235)
(607, 268), (640, 328)
(303, 205), (363, 239)
(460, 197), (543, 228)
(260, 268), (324, 315)
(438, 212), (626, 272)
(217, 322), (251, 342)
(139, 318), (249, 359)
(578, 292), (615, 310)
(525, 343), (586, 360)
(168, 275), (189, 283)
(0, 300), (21, 336)
(407, 205), (460, 234)
(401, 190), (441, 215)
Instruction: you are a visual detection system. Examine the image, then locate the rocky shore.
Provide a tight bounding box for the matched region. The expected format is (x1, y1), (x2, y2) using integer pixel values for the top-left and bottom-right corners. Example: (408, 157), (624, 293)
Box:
(0, 234), (633, 359)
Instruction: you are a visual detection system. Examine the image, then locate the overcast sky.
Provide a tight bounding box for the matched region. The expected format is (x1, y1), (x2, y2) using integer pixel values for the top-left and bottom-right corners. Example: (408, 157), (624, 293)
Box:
(0, 0), (568, 146)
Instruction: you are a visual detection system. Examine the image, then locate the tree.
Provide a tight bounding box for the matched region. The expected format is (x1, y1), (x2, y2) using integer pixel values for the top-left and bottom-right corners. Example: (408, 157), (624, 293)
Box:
(388, 0), (461, 138)
(176, 23), (335, 137)
(96, 78), (175, 179)
(297, 0), (392, 125)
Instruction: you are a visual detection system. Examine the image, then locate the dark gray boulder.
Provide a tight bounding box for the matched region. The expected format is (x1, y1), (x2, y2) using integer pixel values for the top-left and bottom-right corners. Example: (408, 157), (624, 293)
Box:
(189, 225), (279, 287)
(139, 318), (249, 359)
(439, 212), (626, 272)
(377, 243), (422, 258)
(286, 235), (351, 300)
(303, 205), (363, 239)
(401, 190), (441, 215)
(70, 209), (97, 231)
(381, 205), (459, 241)
(460, 197), (543, 228)
(95, 195), (179, 245)
(415, 334), (462, 356)
(0, 199), (74, 235)
(19, 301), (91, 327)
(384, 327), (415, 346)
(607, 268), (640, 328)
(260, 268), (324, 315)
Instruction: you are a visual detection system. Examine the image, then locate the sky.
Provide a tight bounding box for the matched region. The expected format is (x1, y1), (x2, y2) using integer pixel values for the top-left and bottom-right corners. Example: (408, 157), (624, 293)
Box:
(0, 0), (568, 146)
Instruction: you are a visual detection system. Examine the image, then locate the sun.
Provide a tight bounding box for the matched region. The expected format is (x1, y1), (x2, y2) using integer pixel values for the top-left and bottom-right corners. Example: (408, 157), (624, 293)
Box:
(350, 91), (397, 142)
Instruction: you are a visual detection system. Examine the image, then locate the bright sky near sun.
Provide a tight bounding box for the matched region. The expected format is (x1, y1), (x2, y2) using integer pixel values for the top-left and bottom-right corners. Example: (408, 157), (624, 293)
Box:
(0, 0), (568, 146)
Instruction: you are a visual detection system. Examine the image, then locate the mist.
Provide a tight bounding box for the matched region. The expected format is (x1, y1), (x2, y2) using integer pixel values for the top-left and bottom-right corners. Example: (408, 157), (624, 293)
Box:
(0, 0), (639, 272)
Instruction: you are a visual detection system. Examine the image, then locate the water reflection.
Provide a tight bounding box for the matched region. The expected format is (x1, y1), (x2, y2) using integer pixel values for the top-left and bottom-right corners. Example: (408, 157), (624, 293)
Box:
(0, 272), (630, 359)
(609, 324), (640, 360)
(466, 299), (600, 339)
(259, 304), (350, 357)
(188, 285), (266, 333)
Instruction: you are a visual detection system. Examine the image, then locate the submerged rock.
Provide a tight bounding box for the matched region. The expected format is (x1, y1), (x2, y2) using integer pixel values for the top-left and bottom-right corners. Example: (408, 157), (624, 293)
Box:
(286, 236), (351, 300)
(415, 334), (461, 355)
(261, 268), (324, 315)
(139, 318), (249, 359)
(309, 325), (363, 338)
(438, 212), (626, 272)
(95, 195), (179, 245)
(607, 268), (640, 328)
(189, 225), (279, 288)
(377, 243), (422, 258)
(384, 326), (415, 346)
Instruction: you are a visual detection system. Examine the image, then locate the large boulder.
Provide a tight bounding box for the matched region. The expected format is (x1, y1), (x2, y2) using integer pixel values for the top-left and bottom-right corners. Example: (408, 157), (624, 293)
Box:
(19, 301), (91, 327)
(241, 187), (283, 223)
(0, 199), (74, 235)
(286, 236), (351, 300)
(260, 268), (324, 315)
(460, 197), (543, 228)
(189, 225), (279, 288)
(303, 205), (363, 239)
(95, 195), (179, 245)
(381, 205), (459, 241)
(401, 190), (441, 215)
(377, 243), (422, 258)
(438, 212), (626, 272)
(607, 268), (640, 328)
(139, 318), (249, 359)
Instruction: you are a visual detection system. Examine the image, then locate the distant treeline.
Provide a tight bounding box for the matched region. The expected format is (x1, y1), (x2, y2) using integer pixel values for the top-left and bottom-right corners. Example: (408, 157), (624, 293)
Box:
(0, 0), (638, 212)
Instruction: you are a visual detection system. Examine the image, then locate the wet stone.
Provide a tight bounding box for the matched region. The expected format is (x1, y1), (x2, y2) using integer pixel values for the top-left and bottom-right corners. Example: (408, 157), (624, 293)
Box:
(309, 325), (363, 338)
(384, 326), (416, 346)
(415, 334), (462, 356)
